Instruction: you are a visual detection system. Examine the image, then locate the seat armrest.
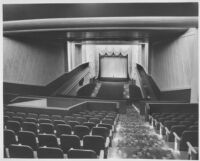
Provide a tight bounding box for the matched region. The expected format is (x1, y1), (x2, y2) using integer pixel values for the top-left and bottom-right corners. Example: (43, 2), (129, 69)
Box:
(64, 153), (68, 159)
(173, 132), (181, 141)
(111, 125), (115, 132)
(165, 127), (170, 135)
(187, 141), (197, 154)
(99, 150), (104, 159)
(159, 123), (164, 135)
(105, 137), (110, 148)
(173, 132), (181, 151)
(80, 140), (83, 147)
(109, 130), (113, 138)
(36, 137), (39, 144)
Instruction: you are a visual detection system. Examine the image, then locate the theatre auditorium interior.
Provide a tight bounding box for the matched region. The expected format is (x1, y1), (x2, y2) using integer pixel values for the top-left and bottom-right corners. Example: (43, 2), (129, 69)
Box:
(2, 2), (199, 159)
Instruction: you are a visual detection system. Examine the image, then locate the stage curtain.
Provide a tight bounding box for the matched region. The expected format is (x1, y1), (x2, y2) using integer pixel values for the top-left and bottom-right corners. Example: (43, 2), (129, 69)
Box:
(100, 57), (127, 78)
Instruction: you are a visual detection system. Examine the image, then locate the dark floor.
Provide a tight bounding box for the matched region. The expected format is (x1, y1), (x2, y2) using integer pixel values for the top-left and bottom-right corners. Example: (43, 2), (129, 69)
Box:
(96, 82), (125, 99)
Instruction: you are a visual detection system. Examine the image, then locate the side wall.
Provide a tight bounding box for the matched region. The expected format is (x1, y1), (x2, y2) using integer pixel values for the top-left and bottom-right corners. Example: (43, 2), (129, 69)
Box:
(150, 28), (198, 102)
(3, 37), (65, 86)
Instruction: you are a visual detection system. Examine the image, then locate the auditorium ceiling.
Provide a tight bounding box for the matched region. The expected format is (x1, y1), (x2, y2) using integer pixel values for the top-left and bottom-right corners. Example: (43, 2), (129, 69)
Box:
(3, 3), (197, 43)
(3, 29), (187, 43)
(3, 3), (198, 21)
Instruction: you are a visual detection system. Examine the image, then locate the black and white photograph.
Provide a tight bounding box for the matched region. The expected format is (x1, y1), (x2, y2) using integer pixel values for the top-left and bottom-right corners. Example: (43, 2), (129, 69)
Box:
(2, 0), (199, 159)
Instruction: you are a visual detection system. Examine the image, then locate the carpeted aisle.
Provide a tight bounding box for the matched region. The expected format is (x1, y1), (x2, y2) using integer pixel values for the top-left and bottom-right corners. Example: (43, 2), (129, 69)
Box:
(108, 106), (175, 159)
(96, 82), (125, 99)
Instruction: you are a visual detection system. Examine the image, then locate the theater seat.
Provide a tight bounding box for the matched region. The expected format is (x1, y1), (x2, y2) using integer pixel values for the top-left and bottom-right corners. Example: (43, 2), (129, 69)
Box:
(179, 121), (193, 127)
(16, 112), (26, 118)
(76, 117), (87, 124)
(188, 125), (198, 131)
(39, 123), (54, 134)
(38, 118), (52, 124)
(5, 111), (15, 117)
(38, 134), (58, 147)
(4, 116), (10, 127)
(68, 149), (97, 158)
(95, 114), (104, 120)
(64, 116), (75, 122)
(92, 127), (109, 140)
(67, 121), (80, 130)
(167, 125), (186, 142)
(179, 131), (198, 151)
(73, 113), (81, 117)
(53, 120), (66, 126)
(98, 123), (113, 141)
(6, 121), (21, 133)
(51, 115), (62, 120)
(18, 131), (38, 150)
(79, 111), (87, 115)
(74, 125), (90, 140)
(164, 121), (178, 132)
(60, 134), (80, 153)
(9, 144), (34, 158)
(83, 122), (96, 130)
(39, 114), (50, 119)
(22, 122), (38, 135)
(89, 118), (100, 124)
(83, 115), (93, 120)
(24, 117), (37, 124)
(55, 124), (72, 137)
(187, 141), (199, 160)
(98, 123), (113, 133)
(102, 118), (114, 125)
(12, 116), (24, 124)
(37, 147), (64, 158)
(4, 129), (17, 147)
(27, 113), (38, 119)
(83, 135), (108, 158)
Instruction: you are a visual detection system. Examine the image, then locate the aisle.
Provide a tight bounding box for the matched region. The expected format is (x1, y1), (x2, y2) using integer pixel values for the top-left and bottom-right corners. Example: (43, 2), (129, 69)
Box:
(96, 82), (125, 99)
(108, 106), (175, 159)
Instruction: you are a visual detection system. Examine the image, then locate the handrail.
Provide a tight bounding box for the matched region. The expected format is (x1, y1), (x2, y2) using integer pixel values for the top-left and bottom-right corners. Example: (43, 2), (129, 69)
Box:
(53, 67), (89, 96)
(3, 63), (89, 96)
(135, 65), (146, 98)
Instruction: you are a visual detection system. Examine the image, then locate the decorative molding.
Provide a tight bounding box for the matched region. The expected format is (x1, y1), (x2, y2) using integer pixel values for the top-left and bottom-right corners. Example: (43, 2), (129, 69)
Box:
(3, 17), (198, 34)
(99, 52), (128, 58)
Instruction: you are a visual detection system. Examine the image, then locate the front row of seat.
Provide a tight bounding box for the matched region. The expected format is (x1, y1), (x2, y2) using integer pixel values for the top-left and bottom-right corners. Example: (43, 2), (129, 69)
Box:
(7, 145), (98, 158)
(4, 129), (110, 158)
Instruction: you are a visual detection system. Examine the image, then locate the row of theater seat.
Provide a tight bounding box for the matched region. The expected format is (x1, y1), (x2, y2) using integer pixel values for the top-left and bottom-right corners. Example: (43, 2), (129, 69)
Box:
(7, 145), (98, 158)
(4, 109), (118, 158)
(149, 112), (199, 160)
(5, 130), (109, 158)
(4, 110), (118, 122)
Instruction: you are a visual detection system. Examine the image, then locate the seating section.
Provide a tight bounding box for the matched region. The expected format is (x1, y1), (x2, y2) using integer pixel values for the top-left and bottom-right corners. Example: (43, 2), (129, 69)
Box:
(149, 112), (199, 159)
(4, 109), (119, 158)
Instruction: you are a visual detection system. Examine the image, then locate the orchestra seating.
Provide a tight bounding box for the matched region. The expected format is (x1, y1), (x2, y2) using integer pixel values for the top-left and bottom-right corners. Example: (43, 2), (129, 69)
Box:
(4, 108), (118, 158)
(147, 103), (199, 159)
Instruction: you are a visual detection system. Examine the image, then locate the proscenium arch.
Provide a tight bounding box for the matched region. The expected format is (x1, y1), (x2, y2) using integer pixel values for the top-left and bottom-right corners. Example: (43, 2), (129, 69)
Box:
(98, 52), (129, 79)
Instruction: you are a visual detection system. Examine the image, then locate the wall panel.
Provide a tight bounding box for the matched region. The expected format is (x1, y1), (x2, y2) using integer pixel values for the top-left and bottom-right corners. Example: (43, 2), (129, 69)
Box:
(150, 28), (197, 90)
(3, 37), (65, 86)
(150, 28), (198, 102)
